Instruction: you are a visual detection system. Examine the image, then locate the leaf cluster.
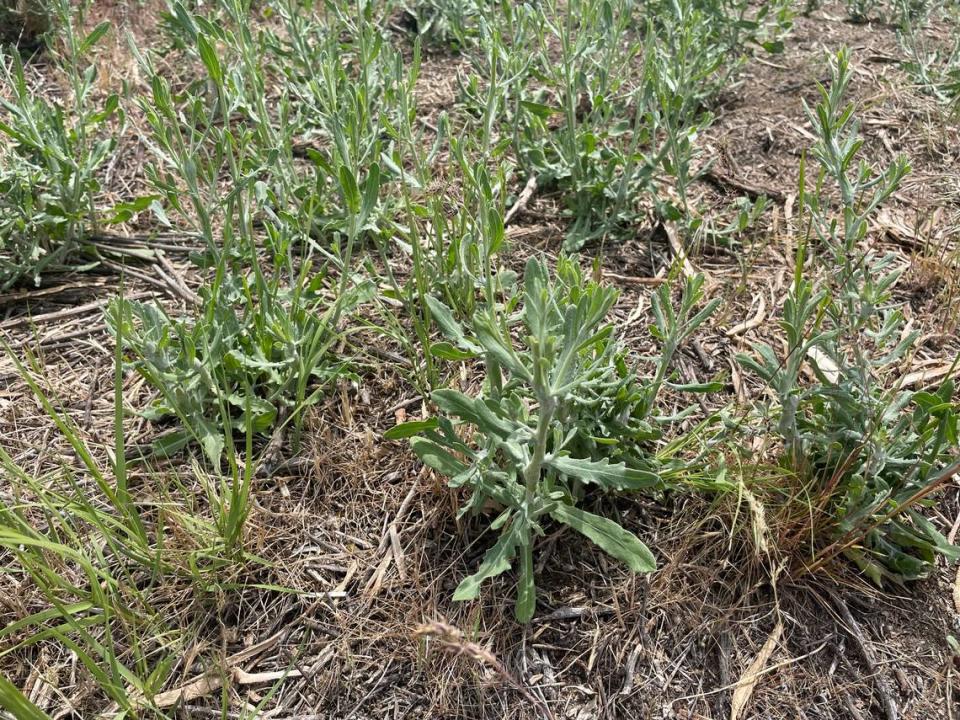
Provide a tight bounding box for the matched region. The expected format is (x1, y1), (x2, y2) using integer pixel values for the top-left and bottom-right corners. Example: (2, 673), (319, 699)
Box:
(390, 255), (718, 620)
(0, 12), (119, 289)
(738, 48), (960, 584)
(109, 258), (370, 466)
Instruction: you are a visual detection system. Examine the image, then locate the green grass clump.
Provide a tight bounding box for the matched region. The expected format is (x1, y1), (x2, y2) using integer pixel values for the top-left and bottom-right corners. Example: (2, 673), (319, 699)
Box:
(1, 326), (262, 718)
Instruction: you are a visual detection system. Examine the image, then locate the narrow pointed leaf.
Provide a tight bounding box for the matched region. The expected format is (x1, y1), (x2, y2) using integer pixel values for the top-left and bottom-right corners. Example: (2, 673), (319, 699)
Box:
(383, 418), (438, 440)
(196, 34), (222, 84)
(425, 296), (479, 352)
(0, 675), (53, 720)
(473, 316), (531, 381)
(453, 520), (521, 601)
(515, 542), (536, 622)
(432, 389), (516, 439)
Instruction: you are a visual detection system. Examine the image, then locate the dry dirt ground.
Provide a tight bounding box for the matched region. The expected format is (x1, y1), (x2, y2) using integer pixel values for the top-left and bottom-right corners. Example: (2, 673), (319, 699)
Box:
(2, 2), (960, 719)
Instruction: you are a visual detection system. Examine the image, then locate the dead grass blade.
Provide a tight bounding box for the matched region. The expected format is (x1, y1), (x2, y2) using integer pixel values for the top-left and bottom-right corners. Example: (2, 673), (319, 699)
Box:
(726, 294), (767, 338)
(664, 221), (697, 280)
(954, 566), (960, 615)
(127, 630), (290, 709)
(504, 175), (538, 226)
(730, 620), (783, 720)
(902, 362), (958, 389)
(150, 667), (303, 708)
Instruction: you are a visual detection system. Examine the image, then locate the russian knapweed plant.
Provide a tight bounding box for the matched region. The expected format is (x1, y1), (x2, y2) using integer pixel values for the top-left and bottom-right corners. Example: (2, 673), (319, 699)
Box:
(390, 256), (718, 620)
(738, 49), (960, 584)
(0, 2), (119, 289)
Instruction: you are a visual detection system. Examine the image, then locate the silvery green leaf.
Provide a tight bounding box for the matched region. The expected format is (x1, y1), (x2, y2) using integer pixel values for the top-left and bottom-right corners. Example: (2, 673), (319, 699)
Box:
(410, 437), (468, 477)
(665, 380), (725, 393)
(500, 439), (528, 466)
(425, 295), (480, 352)
(453, 518), (522, 602)
(908, 509), (960, 560)
(383, 418), (439, 440)
(685, 297), (721, 335)
(433, 389), (517, 439)
(550, 503), (655, 573)
(522, 256), (549, 336)
(360, 163), (381, 224)
(515, 543), (536, 622)
(429, 342), (477, 361)
(199, 424), (225, 468)
(736, 343), (779, 382)
(546, 455), (659, 490)
(490, 509), (512, 531)
(473, 469), (524, 506)
(337, 166), (361, 214)
(473, 315), (531, 381)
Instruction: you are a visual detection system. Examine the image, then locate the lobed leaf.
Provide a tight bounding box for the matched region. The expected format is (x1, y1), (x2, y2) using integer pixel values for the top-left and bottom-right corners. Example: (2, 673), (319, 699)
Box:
(547, 455), (660, 490)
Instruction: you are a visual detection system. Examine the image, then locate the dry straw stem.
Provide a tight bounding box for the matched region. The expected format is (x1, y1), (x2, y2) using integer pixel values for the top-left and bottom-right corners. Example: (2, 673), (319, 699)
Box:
(827, 590), (899, 720)
(902, 362), (959, 389)
(504, 175), (538, 226)
(150, 666), (303, 709)
(726, 293), (768, 337)
(664, 220), (697, 280)
(730, 619), (784, 720)
(954, 566), (960, 615)
(124, 629), (294, 709)
(670, 623), (831, 708)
